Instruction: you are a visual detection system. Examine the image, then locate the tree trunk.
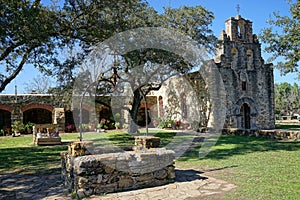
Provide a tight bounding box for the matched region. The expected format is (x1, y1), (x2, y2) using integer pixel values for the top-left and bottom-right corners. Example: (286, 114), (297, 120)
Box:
(128, 89), (142, 133)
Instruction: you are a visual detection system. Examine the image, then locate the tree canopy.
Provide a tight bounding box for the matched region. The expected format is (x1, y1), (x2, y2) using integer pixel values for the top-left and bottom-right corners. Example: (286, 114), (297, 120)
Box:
(0, 0), (216, 132)
(0, 0), (216, 94)
(0, 0), (61, 92)
(274, 82), (300, 116)
(63, 1), (216, 132)
(260, 0), (300, 77)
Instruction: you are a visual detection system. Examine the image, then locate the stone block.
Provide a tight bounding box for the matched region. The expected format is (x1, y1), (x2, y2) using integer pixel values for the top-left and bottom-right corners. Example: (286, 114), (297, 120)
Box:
(63, 149), (175, 198)
(118, 176), (134, 189)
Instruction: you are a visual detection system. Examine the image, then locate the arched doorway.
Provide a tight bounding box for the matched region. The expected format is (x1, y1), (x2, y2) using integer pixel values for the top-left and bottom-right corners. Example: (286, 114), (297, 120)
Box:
(65, 110), (77, 132)
(23, 108), (52, 124)
(240, 103), (251, 129)
(0, 110), (11, 131)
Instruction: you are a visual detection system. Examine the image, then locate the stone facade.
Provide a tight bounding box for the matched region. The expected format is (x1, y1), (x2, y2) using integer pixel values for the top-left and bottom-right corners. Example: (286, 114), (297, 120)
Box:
(0, 94), (66, 132)
(0, 94), (113, 133)
(214, 15), (275, 129)
(155, 15), (275, 130)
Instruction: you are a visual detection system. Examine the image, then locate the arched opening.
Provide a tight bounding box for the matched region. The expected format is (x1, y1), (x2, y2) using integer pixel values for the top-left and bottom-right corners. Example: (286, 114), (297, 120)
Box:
(242, 81), (247, 91)
(238, 21), (245, 39)
(0, 110), (11, 132)
(246, 49), (253, 70)
(23, 108), (52, 124)
(237, 25), (241, 38)
(65, 110), (76, 132)
(240, 103), (251, 129)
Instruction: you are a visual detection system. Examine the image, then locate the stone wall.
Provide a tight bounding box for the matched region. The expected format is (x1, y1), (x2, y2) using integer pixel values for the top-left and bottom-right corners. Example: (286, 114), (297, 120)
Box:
(214, 15), (275, 130)
(222, 128), (300, 141)
(61, 148), (175, 199)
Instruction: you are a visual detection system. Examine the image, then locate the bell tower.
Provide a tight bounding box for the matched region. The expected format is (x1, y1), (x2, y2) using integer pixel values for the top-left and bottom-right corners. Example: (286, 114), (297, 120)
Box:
(225, 15), (254, 43)
(214, 15), (275, 130)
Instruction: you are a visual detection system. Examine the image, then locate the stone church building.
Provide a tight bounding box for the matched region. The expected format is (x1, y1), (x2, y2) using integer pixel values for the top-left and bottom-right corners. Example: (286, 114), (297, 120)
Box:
(214, 15), (275, 129)
(0, 15), (275, 132)
(152, 15), (275, 130)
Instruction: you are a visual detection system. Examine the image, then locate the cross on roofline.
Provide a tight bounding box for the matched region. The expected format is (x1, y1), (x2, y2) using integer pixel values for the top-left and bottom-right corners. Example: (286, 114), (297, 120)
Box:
(236, 4), (240, 15)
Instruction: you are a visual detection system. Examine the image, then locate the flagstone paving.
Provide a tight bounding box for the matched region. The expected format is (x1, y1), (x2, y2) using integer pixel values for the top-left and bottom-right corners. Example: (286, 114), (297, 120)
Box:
(0, 168), (236, 200)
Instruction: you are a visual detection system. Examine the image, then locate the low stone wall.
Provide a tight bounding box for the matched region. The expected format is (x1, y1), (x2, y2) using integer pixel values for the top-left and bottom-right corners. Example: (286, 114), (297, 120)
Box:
(61, 148), (175, 199)
(222, 129), (300, 141)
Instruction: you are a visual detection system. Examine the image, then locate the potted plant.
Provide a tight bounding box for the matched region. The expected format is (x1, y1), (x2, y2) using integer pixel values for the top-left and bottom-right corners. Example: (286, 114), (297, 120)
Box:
(11, 121), (25, 135)
(25, 122), (35, 134)
(114, 122), (120, 130)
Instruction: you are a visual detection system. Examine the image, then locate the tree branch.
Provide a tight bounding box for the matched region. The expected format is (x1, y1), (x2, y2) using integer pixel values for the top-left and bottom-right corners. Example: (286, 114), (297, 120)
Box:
(0, 46), (35, 92)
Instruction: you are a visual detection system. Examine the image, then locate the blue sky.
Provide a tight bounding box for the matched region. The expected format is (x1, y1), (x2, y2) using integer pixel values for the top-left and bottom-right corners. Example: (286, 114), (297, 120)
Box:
(2, 0), (298, 94)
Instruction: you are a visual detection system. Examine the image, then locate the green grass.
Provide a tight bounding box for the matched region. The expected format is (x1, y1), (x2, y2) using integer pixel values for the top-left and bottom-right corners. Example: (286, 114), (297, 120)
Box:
(276, 123), (300, 130)
(0, 134), (67, 174)
(1, 132), (300, 199)
(177, 135), (300, 200)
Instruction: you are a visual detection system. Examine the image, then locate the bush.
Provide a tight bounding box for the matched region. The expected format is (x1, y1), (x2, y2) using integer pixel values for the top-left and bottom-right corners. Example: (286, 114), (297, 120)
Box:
(11, 121), (25, 133)
(157, 118), (174, 129)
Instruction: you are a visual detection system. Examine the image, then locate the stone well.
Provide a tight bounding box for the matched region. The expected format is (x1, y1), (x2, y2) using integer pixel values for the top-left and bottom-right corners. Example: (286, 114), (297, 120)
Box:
(61, 141), (175, 199)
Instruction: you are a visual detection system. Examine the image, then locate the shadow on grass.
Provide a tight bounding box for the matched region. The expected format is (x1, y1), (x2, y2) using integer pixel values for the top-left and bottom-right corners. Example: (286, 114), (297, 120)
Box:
(175, 169), (207, 182)
(0, 145), (67, 175)
(179, 135), (300, 161)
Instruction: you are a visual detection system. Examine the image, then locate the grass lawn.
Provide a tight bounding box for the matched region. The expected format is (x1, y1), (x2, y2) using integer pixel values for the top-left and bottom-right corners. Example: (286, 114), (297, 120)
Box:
(176, 135), (300, 200)
(276, 123), (300, 130)
(0, 131), (300, 199)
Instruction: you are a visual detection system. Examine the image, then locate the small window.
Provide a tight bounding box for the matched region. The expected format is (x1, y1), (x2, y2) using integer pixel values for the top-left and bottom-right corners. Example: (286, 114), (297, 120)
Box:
(242, 81), (247, 91)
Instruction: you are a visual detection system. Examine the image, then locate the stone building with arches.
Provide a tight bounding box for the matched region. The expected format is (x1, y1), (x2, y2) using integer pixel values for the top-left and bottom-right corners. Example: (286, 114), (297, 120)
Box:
(0, 15), (275, 132)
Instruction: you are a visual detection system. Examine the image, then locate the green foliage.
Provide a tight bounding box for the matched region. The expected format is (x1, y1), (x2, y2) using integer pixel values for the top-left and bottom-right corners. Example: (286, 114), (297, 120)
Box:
(260, 1), (300, 76)
(157, 118), (175, 129)
(97, 123), (104, 129)
(114, 122), (120, 128)
(0, 0), (61, 92)
(11, 121), (25, 133)
(274, 82), (300, 115)
(162, 6), (216, 53)
(25, 122), (35, 129)
(81, 123), (89, 131)
(114, 113), (121, 121)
